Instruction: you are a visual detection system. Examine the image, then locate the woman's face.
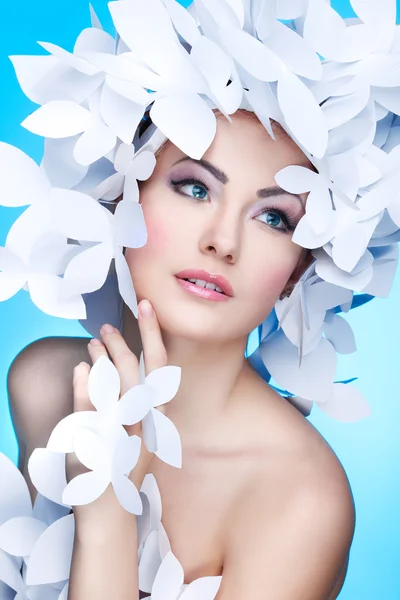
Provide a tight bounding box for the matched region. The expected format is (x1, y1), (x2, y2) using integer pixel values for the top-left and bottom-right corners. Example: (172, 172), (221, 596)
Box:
(125, 114), (311, 343)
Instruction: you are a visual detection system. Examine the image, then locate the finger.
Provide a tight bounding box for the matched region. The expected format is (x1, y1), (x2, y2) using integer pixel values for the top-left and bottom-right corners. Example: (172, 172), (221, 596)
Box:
(73, 362), (92, 412)
(87, 337), (109, 365)
(99, 324), (140, 395)
(138, 299), (167, 376)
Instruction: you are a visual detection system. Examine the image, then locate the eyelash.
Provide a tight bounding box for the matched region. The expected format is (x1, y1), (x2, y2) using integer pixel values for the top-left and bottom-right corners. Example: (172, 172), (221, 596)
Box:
(168, 177), (298, 233)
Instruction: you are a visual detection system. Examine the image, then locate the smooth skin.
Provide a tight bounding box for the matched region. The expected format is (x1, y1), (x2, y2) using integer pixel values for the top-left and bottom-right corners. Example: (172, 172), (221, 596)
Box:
(7, 113), (355, 599)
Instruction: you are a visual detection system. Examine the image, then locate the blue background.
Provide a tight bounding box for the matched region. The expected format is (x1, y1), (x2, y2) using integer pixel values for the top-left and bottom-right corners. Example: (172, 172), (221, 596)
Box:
(0, 1), (399, 598)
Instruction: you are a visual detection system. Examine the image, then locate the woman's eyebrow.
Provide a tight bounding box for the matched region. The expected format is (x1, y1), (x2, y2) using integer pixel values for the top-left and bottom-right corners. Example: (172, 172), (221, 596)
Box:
(171, 157), (304, 206)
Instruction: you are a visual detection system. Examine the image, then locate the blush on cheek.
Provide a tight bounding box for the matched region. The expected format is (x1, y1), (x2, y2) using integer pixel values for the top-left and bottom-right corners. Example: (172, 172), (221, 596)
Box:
(253, 267), (292, 305)
(143, 215), (170, 254)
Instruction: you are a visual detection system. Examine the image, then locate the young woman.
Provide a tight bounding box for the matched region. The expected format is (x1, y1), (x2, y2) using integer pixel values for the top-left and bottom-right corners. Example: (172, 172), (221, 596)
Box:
(8, 110), (355, 599)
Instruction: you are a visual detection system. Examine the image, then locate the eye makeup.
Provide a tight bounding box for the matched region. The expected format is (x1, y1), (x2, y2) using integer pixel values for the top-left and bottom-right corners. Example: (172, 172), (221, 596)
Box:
(168, 176), (211, 198)
(166, 167), (304, 234)
(253, 204), (302, 232)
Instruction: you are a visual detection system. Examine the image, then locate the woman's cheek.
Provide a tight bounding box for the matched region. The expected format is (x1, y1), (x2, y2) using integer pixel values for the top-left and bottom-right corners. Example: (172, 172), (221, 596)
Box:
(142, 213), (170, 256)
(252, 263), (294, 306)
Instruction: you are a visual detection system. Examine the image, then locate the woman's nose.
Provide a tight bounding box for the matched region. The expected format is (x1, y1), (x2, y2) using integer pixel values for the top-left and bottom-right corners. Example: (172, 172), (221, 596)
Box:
(199, 207), (242, 264)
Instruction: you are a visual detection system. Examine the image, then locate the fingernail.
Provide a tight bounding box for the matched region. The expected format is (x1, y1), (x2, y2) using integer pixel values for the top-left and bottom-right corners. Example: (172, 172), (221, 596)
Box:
(101, 324), (116, 334)
(89, 338), (102, 346)
(139, 299), (153, 317)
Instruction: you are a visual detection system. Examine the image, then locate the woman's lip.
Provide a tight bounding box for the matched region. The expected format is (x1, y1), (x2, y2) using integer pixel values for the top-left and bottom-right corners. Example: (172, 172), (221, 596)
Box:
(175, 276), (231, 302)
(174, 270), (234, 297)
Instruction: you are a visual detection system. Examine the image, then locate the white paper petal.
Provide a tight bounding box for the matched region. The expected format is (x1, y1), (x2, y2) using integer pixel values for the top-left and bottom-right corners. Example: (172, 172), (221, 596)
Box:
(362, 244), (398, 297)
(163, 0), (201, 47)
(25, 514), (75, 586)
(73, 428), (110, 471)
(323, 314), (356, 354)
(89, 4), (103, 30)
(199, 0), (242, 29)
(267, 20), (322, 80)
(140, 474), (163, 528)
(316, 255), (373, 292)
(132, 150), (157, 181)
(218, 29), (282, 82)
(277, 68), (328, 158)
(141, 411), (158, 453)
(113, 435), (142, 476)
(37, 41), (99, 77)
(0, 143), (51, 208)
(113, 200), (147, 248)
(32, 494), (70, 528)
(150, 93), (217, 160)
(46, 411), (98, 453)
(109, 0), (182, 76)
(9, 54), (60, 104)
(306, 186), (333, 235)
(58, 582), (69, 600)
(180, 576), (223, 600)
(22, 102), (92, 138)
(92, 171), (123, 201)
(88, 354), (121, 412)
(275, 163), (318, 194)
(318, 383), (372, 422)
(0, 453), (32, 524)
(0, 550), (23, 593)
(62, 470), (109, 506)
(350, 0), (396, 27)
(112, 475), (143, 515)
(114, 248), (139, 319)
(73, 123), (117, 167)
(60, 242), (113, 298)
(151, 551), (184, 600)
(28, 449), (69, 507)
(0, 517), (47, 557)
(122, 171), (140, 203)
(42, 136), (89, 189)
(116, 385), (153, 426)
(372, 87), (400, 116)
(332, 227), (371, 273)
(138, 530), (162, 593)
(74, 28), (115, 55)
(100, 84), (145, 145)
(145, 366), (182, 408)
(5, 202), (52, 264)
(104, 74), (151, 105)
(26, 273), (86, 320)
(152, 409), (182, 468)
(260, 331), (336, 402)
(49, 188), (111, 241)
(0, 580), (15, 600)
(137, 492), (151, 560)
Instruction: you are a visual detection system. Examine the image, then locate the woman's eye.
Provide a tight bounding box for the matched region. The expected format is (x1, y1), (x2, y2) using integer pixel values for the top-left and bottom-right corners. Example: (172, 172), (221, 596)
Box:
(169, 177), (210, 201)
(179, 183), (209, 200)
(256, 210), (287, 231)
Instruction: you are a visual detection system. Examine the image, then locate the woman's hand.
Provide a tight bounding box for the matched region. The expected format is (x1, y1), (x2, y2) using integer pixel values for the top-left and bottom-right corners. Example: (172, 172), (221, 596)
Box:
(66, 298), (167, 490)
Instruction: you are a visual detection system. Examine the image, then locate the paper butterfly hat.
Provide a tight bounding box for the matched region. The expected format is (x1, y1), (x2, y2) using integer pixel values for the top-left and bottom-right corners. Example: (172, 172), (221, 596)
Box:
(1, 0), (400, 423)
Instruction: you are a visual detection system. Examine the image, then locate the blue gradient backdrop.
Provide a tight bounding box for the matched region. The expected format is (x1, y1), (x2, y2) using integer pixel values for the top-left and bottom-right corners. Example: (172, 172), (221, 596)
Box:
(0, 1), (399, 598)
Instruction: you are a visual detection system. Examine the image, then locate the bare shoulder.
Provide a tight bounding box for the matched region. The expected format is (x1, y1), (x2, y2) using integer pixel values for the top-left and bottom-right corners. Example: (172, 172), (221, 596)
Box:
(222, 444), (355, 599)
(238, 368), (353, 490)
(7, 336), (91, 499)
(222, 375), (355, 598)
